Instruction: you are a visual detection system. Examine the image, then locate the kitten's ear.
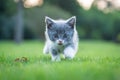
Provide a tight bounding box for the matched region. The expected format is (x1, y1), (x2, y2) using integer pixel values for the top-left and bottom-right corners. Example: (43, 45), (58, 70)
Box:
(45, 16), (54, 29)
(66, 16), (76, 28)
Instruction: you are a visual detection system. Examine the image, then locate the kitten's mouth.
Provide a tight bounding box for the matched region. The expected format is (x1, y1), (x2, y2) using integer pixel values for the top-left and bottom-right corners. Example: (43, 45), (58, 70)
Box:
(58, 43), (63, 45)
(57, 40), (64, 45)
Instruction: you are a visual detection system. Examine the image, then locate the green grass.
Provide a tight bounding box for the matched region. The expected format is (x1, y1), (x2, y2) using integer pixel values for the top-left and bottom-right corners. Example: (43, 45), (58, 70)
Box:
(0, 40), (120, 80)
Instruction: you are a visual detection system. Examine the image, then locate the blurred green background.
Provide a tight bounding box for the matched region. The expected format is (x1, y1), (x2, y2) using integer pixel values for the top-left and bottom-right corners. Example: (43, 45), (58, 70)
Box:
(0, 0), (120, 43)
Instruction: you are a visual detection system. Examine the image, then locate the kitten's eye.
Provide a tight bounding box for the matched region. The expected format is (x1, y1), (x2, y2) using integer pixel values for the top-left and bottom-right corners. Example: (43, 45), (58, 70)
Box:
(63, 34), (67, 38)
(54, 35), (58, 38)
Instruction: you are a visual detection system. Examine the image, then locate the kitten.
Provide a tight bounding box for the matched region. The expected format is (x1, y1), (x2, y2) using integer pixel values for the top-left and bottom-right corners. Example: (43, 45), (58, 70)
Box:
(43, 16), (79, 61)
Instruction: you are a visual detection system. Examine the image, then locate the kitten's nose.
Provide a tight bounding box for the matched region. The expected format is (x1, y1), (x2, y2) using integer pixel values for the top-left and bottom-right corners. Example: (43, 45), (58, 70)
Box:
(58, 40), (63, 45)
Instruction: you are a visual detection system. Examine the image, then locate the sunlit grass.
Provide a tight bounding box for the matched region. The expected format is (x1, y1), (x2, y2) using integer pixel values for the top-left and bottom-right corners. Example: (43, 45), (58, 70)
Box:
(0, 40), (120, 80)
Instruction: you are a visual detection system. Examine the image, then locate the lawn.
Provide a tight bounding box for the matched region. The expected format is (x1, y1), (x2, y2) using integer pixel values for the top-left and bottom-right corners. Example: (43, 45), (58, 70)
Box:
(0, 40), (120, 80)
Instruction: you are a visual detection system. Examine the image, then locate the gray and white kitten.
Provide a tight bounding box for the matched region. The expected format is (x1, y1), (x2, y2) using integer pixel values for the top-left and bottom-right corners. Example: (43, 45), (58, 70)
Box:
(43, 16), (79, 61)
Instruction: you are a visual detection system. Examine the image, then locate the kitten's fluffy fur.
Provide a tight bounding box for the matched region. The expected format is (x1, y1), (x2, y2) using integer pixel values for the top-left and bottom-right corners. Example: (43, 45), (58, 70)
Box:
(43, 16), (79, 61)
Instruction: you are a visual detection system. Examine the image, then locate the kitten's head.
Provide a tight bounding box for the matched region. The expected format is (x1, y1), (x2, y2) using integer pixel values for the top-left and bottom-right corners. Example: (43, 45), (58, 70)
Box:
(45, 16), (76, 45)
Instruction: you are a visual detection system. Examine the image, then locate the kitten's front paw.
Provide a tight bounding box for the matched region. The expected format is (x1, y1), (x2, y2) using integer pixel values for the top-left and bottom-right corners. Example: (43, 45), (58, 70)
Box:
(64, 47), (76, 60)
(51, 55), (61, 62)
(64, 53), (75, 60)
